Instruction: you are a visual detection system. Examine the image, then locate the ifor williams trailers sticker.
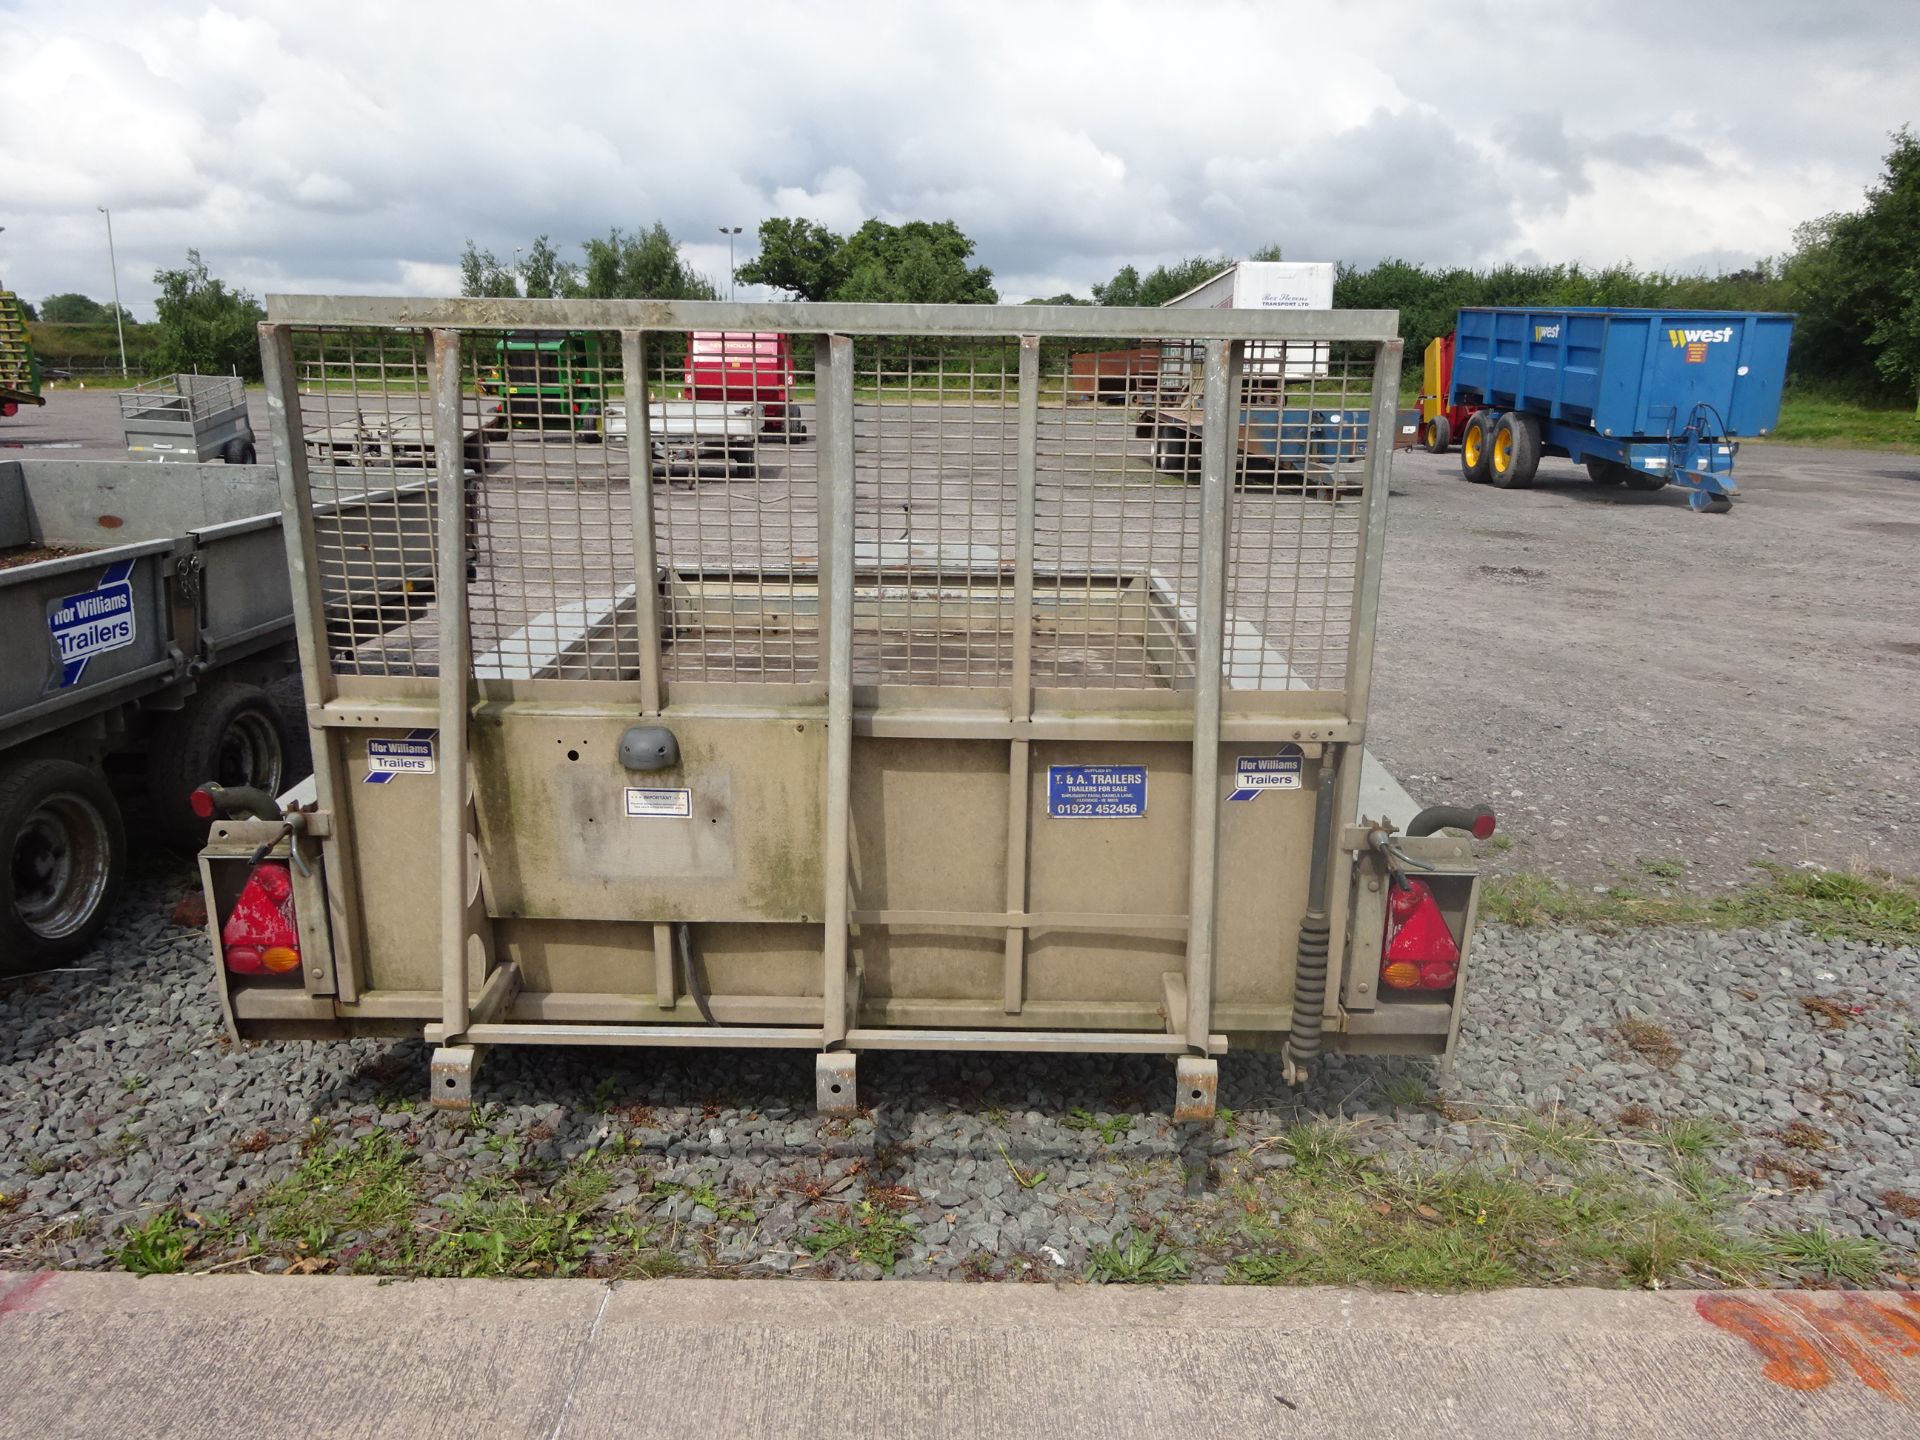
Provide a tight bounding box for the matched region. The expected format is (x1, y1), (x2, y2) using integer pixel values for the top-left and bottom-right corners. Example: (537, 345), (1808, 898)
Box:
(1227, 744), (1304, 801)
(365, 730), (437, 783)
(47, 559), (137, 688)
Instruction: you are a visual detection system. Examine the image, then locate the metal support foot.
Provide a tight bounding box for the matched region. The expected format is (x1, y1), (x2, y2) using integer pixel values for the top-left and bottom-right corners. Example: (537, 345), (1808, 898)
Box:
(430, 1044), (481, 1112)
(816, 1051), (857, 1116)
(1174, 1056), (1217, 1123)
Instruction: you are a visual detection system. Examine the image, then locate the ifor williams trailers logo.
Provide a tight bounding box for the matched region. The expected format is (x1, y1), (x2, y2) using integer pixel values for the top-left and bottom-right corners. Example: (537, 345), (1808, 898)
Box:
(1669, 325), (1735, 364)
(47, 559), (137, 688)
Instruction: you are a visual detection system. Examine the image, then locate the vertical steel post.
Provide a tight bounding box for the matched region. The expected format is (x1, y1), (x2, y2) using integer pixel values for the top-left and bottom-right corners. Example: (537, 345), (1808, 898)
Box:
(1003, 335), (1040, 1012)
(1183, 338), (1238, 1052)
(429, 328), (472, 1042)
(619, 329), (664, 716)
(1344, 338), (1403, 734)
(258, 323), (357, 999)
(820, 334), (856, 1043)
(1320, 336), (1406, 1025)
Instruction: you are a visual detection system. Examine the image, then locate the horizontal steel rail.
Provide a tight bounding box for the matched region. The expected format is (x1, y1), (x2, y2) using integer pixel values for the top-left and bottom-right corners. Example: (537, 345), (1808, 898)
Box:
(266, 295), (1400, 343)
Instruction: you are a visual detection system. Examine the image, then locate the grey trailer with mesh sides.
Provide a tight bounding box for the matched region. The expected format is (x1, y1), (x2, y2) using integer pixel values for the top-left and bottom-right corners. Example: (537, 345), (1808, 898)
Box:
(198, 297), (1494, 1117)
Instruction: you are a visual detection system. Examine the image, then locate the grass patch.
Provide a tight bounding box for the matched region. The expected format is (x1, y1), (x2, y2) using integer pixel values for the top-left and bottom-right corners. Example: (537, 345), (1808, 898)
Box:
(1657, 1118), (1729, 1159)
(1766, 1226), (1884, 1285)
(1212, 1138), (1808, 1291)
(1374, 1073), (1432, 1111)
(1765, 392), (1920, 453)
(1492, 1107), (1605, 1166)
(1482, 865), (1920, 948)
(261, 1130), (418, 1256)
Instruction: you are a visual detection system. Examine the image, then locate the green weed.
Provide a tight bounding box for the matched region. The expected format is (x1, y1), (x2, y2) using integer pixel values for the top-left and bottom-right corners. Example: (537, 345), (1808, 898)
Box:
(802, 1201), (918, 1274)
(1087, 1231), (1189, 1284)
(1064, 1108), (1134, 1145)
(115, 1210), (194, 1276)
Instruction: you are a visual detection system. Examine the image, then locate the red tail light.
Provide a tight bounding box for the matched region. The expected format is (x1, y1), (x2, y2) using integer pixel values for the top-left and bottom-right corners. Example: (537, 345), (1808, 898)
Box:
(221, 862), (300, 975)
(1380, 878), (1460, 991)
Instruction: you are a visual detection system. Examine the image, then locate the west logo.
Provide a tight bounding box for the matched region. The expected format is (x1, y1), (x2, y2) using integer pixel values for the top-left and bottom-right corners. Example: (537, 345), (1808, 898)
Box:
(1669, 325), (1733, 363)
(1533, 323), (1560, 341)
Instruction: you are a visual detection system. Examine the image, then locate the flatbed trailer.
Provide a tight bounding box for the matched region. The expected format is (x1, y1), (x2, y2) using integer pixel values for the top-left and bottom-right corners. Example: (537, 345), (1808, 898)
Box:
(195, 296), (1495, 1119)
(1, 458), (441, 972)
(1447, 306), (1795, 512)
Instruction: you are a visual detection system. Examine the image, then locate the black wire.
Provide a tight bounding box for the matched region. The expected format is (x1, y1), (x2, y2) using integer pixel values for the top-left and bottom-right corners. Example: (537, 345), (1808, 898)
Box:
(677, 922), (717, 1025)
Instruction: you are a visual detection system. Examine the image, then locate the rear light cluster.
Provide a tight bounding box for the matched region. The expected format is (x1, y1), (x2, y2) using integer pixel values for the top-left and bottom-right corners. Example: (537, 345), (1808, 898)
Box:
(222, 861), (300, 975)
(1379, 877), (1460, 991)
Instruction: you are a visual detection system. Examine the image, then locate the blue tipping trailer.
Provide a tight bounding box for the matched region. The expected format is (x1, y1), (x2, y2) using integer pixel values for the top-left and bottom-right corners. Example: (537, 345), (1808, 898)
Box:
(1137, 402), (1371, 484)
(1446, 306), (1794, 513)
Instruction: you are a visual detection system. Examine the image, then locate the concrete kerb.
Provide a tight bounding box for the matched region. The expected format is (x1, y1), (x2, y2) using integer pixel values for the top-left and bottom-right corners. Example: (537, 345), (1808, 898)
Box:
(2, 1273), (1916, 1438)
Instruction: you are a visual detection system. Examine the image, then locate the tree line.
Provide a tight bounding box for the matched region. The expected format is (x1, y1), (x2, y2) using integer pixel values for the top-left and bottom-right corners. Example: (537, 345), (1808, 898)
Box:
(457, 128), (1915, 408)
(28, 251), (265, 379)
(28, 127), (1913, 405)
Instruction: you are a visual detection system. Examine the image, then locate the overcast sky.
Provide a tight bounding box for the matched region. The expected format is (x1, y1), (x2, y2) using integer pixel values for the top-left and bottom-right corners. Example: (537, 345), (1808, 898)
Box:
(3, 0), (1914, 316)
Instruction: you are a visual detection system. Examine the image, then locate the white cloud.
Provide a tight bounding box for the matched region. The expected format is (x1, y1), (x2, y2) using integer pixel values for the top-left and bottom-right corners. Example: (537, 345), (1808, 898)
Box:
(0, 0), (1911, 314)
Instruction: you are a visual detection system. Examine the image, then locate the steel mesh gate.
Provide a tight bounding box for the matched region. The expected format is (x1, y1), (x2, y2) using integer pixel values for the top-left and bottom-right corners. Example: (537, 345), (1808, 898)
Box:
(254, 297), (1403, 1111)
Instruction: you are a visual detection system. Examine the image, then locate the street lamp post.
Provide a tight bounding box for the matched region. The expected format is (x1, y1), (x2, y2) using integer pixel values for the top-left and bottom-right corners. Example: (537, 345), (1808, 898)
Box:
(719, 226), (742, 300)
(98, 206), (128, 377)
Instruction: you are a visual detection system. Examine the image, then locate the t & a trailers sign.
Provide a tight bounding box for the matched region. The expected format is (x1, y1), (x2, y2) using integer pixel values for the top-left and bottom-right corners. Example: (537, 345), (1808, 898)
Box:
(47, 559), (137, 688)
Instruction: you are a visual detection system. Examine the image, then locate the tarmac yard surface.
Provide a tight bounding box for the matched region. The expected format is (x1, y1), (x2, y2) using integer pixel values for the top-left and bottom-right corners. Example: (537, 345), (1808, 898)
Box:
(11, 386), (1913, 889)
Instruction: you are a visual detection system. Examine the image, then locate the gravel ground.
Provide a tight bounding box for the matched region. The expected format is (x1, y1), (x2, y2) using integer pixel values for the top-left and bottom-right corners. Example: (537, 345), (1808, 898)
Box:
(1375, 442), (1920, 889)
(4, 858), (1914, 1280)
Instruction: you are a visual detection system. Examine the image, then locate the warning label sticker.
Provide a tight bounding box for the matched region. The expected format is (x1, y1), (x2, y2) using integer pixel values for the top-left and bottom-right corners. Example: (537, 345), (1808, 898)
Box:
(1227, 745), (1304, 802)
(47, 559), (137, 688)
(625, 787), (692, 819)
(1047, 764), (1148, 819)
(365, 731), (436, 783)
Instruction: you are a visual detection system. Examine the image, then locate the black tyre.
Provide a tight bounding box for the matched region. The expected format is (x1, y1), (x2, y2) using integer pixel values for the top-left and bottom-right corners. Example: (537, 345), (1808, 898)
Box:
(1, 758), (126, 975)
(1459, 413), (1494, 483)
(1489, 412), (1541, 489)
(222, 437), (258, 465)
(1423, 414), (1452, 454)
(145, 682), (289, 853)
(1622, 469), (1668, 492)
(1585, 458), (1628, 486)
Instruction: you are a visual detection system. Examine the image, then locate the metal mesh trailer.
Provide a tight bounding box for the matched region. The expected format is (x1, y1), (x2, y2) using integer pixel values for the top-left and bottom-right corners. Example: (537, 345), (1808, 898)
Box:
(200, 298), (1491, 1115)
(118, 374), (257, 464)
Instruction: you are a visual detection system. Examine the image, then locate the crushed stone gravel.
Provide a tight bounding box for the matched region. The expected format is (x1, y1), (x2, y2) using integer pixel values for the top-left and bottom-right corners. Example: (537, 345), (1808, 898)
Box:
(3, 858), (1914, 1281)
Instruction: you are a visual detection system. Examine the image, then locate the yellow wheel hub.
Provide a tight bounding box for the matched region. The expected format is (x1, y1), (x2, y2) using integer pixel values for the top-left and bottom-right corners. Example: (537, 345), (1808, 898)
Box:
(1463, 428), (1482, 466)
(1493, 428), (1512, 472)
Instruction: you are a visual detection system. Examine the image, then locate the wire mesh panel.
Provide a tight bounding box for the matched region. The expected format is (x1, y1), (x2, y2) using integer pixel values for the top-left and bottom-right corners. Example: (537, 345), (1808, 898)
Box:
(850, 338), (1018, 687)
(1033, 336), (1206, 691)
(1222, 342), (1374, 694)
(650, 330), (821, 684)
(460, 329), (635, 681)
(272, 300), (1396, 716)
(291, 327), (445, 677)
